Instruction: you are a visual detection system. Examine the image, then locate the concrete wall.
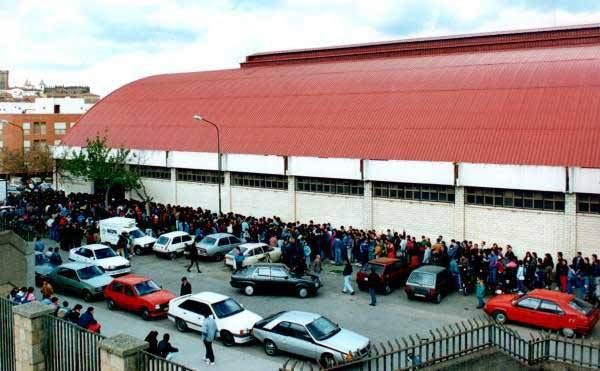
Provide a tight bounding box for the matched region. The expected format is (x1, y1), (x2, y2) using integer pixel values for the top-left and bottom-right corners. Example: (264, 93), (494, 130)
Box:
(176, 182), (219, 210)
(373, 198), (455, 238)
(464, 205), (567, 258)
(55, 173), (93, 194)
(0, 231), (34, 289)
(230, 187), (291, 220)
(296, 192), (364, 228)
(132, 178), (174, 204)
(576, 214), (600, 258)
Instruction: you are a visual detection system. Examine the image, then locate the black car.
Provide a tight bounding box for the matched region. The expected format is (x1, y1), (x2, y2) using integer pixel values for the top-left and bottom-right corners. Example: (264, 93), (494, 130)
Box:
(230, 263), (321, 298)
(404, 265), (451, 304)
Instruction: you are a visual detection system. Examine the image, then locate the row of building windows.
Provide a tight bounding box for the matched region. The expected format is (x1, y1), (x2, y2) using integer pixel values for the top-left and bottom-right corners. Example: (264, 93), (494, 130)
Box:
(373, 182), (455, 203)
(231, 172), (288, 190)
(127, 166), (600, 214)
(296, 177), (364, 196)
(177, 168), (224, 184)
(465, 187), (565, 211)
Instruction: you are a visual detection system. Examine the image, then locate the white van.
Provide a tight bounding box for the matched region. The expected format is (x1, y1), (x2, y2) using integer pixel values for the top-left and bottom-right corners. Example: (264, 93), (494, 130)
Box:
(99, 217), (157, 255)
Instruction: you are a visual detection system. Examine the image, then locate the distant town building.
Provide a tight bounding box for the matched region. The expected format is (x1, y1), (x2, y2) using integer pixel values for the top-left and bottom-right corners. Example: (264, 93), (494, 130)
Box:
(0, 70), (8, 90)
(44, 85), (101, 104)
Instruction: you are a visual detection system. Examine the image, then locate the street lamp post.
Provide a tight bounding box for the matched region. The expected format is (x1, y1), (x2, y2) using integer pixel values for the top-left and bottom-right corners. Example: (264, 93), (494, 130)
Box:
(0, 119), (26, 173)
(193, 115), (222, 215)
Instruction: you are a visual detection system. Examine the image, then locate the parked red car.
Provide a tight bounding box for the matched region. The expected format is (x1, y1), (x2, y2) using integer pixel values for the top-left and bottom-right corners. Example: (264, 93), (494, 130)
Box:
(484, 289), (599, 337)
(356, 258), (410, 295)
(104, 274), (176, 320)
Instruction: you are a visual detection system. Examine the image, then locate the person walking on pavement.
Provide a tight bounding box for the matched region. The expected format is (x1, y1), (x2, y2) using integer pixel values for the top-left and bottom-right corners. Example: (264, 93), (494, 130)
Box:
(476, 276), (486, 309)
(116, 232), (128, 257)
(180, 277), (192, 296)
(368, 267), (380, 306)
(186, 242), (201, 273)
(202, 314), (218, 365)
(342, 260), (355, 295)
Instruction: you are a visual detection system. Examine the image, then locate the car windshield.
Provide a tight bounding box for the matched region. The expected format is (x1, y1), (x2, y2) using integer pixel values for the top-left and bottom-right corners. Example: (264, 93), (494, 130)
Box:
(129, 229), (145, 238)
(306, 316), (341, 341)
(77, 266), (104, 280)
(212, 299), (244, 318)
(201, 237), (216, 245)
(407, 272), (435, 287)
(94, 248), (117, 259)
(360, 263), (384, 275)
(569, 298), (594, 316)
(134, 280), (161, 296)
(156, 236), (169, 245)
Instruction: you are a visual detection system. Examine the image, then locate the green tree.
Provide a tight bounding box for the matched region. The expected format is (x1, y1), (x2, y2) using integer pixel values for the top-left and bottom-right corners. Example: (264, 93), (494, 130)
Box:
(58, 135), (153, 210)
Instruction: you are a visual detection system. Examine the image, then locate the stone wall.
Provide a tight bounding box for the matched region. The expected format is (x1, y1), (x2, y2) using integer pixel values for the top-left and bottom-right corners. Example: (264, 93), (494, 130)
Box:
(0, 231), (34, 289)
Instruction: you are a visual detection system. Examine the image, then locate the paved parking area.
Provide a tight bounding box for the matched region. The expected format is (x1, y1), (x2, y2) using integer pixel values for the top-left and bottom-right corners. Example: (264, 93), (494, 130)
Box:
(45, 242), (599, 371)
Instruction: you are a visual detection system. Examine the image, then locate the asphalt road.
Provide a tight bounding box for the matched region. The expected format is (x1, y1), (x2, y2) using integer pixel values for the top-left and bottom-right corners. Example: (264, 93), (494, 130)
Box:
(46, 244), (599, 371)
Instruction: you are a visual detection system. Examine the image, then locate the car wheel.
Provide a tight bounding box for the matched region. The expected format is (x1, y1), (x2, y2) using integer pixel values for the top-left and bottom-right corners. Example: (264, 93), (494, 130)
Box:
(175, 318), (188, 332)
(141, 308), (150, 321)
(134, 246), (142, 256)
(83, 290), (93, 302)
(169, 252), (177, 260)
(433, 293), (442, 304)
(214, 253), (224, 262)
(320, 353), (336, 368)
(106, 299), (116, 310)
(264, 339), (278, 356)
(493, 311), (507, 324)
(384, 284), (392, 295)
(244, 285), (255, 296)
(297, 287), (309, 298)
(221, 330), (235, 346)
(561, 328), (575, 338)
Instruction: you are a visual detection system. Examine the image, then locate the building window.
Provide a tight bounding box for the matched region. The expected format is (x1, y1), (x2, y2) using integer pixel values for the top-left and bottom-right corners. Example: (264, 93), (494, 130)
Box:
(176, 169), (223, 184)
(33, 139), (47, 148)
(131, 165), (171, 180)
(54, 122), (67, 135)
(22, 122), (31, 136)
(465, 187), (564, 211)
(296, 176), (364, 196)
(33, 122), (47, 135)
(23, 140), (31, 152)
(373, 182), (455, 203)
(577, 193), (600, 214)
(231, 172), (288, 190)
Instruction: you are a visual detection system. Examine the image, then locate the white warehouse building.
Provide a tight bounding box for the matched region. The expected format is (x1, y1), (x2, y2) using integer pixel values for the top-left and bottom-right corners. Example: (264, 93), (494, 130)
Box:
(58, 25), (600, 260)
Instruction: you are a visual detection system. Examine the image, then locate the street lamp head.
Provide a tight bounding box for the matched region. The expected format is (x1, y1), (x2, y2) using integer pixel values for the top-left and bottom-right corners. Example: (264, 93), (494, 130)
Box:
(192, 115), (203, 122)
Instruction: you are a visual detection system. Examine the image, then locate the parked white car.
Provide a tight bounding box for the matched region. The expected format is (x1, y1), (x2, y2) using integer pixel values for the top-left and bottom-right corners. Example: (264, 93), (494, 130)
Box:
(224, 243), (282, 268)
(152, 231), (194, 259)
(168, 292), (262, 346)
(68, 244), (131, 276)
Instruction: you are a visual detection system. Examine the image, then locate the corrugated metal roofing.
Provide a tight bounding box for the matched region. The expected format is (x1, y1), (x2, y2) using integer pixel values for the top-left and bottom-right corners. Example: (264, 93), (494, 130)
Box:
(63, 26), (600, 168)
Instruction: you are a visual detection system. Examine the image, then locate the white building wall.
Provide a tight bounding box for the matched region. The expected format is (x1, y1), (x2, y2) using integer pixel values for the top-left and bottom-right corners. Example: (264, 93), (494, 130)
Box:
(572, 168), (600, 194)
(464, 206), (566, 258)
(176, 182), (219, 211)
(168, 151), (218, 170)
(227, 154), (284, 175)
(296, 193), (364, 228)
(459, 163), (565, 192)
(56, 173), (93, 194)
(576, 214), (600, 259)
(372, 199), (455, 238)
(365, 160), (454, 185)
(288, 157), (361, 180)
(230, 187), (291, 220)
(132, 178), (174, 204)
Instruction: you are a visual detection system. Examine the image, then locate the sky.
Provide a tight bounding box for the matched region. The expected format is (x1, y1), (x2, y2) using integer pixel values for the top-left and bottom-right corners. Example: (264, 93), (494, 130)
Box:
(2, 0), (600, 96)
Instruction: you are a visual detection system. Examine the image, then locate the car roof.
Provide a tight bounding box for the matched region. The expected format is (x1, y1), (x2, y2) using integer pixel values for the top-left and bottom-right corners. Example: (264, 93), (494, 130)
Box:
(412, 265), (446, 273)
(204, 233), (234, 239)
(239, 243), (267, 249)
(368, 257), (399, 265)
(186, 291), (229, 304)
(113, 274), (150, 285)
(159, 231), (189, 238)
(58, 262), (95, 270)
(527, 289), (574, 303)
(252, 263), (288, 268)
(275, 310), (321, 325)
(79, 244), (111, 251)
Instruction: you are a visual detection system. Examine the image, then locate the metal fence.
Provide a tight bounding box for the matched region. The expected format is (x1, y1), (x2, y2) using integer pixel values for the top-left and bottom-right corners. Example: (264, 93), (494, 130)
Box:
(0, 215), (43, 242)
(42, 314), (104, 371)
(0, 297), (16, 371)
(280, 318), (600, 371)
(137, 350), (197, 371)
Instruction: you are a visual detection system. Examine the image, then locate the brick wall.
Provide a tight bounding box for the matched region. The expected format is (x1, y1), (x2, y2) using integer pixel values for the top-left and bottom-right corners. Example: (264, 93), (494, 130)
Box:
(296, 192), (364, 228)
(373, 198), (455, 238)
(576, 214), (600, 258)
(231, 186), (291, 220)
(176, 182), (219, 210)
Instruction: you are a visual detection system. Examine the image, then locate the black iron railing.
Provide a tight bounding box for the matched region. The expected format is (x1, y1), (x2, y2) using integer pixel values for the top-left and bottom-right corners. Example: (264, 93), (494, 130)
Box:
(137, 350), (197, 371)
(0, 297), (16, 371)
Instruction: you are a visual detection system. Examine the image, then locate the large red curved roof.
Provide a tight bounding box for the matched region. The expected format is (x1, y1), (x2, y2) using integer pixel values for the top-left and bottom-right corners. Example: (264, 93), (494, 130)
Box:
(63, 25), (600, 167)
